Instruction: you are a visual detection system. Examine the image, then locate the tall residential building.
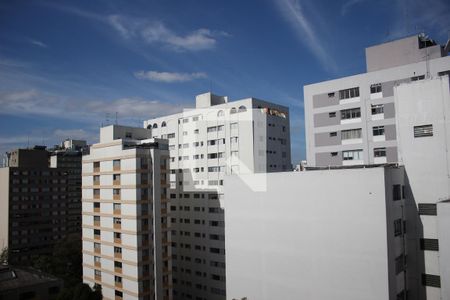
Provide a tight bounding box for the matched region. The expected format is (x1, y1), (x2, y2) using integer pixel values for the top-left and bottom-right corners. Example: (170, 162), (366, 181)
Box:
(0, 143), (84, 265)
(394, 75), (450, 300)
(144, 92), (291, 300)
(304, 34), (450, 167)
(224, 165), (408, 300)
(81, 125), (172, 300)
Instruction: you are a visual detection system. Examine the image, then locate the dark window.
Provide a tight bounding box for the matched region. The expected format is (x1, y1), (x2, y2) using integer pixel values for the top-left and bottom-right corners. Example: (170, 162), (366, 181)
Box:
(329, 132), (337, 137)
(374, 148), (386, 157)
(420, 238), (439, 251)
(115, 290), (123, 297)
(411, 75), (425, 81)
(339, 87), (360, 99)
(395, 254), (405, 274)
(341, 108), (361, 120)
(438, 70), (450, 77)
(328, 92), (335, 97)
(418, 203), (437, 215)
(422, 274), (441, 288)
(329, 112), (336, 118)
(370, 83), (382, 94)
(394, 219), (403, 236)
(393, 185), (402, 201)
(414, 125), (433, 137)
(331, 152), (338, 157)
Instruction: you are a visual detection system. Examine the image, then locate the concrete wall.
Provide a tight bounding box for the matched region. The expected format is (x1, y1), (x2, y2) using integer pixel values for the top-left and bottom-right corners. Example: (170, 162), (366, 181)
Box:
(224, 167), (403, 300)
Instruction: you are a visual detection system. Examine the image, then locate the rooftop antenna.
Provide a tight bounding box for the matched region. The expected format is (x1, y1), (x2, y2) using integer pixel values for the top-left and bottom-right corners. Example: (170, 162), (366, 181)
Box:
(105, 113), (110, 126)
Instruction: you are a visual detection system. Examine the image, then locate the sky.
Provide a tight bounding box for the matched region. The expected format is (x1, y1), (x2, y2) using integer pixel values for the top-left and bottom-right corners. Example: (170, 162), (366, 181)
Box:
(0, 0), (449, 164)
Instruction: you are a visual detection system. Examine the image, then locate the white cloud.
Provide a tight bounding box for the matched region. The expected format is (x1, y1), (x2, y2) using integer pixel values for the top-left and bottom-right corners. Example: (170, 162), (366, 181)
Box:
(134, 70), (207, 83)
(106, 15), (221, 51)
(0, 89), (183, 122)
(29, 39), (48, 48)
(273, 0), (337, 72)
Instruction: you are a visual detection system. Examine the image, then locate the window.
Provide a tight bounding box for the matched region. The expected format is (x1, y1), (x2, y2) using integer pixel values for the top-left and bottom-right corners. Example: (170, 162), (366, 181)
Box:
(161, 121), (167, 127)
(94, 256), (101, 263)
(230, 107), (237, 114)
(94, 242), (101, 250)
(341, 128), (362, 140)
(420, 238), (439, 251)
(113, 217), (121, 224)
(193, 116), (199, 121)
(414, 124), (433, 137)
(374, 147), (386, 157)
(113, 203), (121, 211)
(152, 123), (158, 128)
(371, 104), (384, 115)
(329, 112), (336, 118)
(339, 87), (359, 99)
(93, 202), (100, 209)
(114, 247), (122, 253)
(238, 105), (247, 112)
(327, 92), (335, 97)
(217, 110), (224, 117)
(395, 254), (405, 274)
(411, 75), (425, 81)
(342, 150), (362, 161)
(331, 152), (338, 156)
(394, 219), (403, 236)
(341, 108), (361, 120)
(115, 276), (122, 283)
(418, 203), (437, 215)
(168, 133), (175, 139)
(207, 126), (217, 133)
(230, 137), (238, 143)
(422, 274), (441, 288)
(438, 70), (450, 77)
(230, 122), (238, 130)
(329, 132), (337, 137)
(393, 185), (402, 201)
(113, 159), (120, 169)
(125, 132), (132, 138)
(370, 83), (382, 94)
(115, 290), (123, 297)
(183, 118), (189, 123)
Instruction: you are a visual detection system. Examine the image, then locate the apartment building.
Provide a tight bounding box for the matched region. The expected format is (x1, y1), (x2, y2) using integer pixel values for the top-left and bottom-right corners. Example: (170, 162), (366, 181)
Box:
(144, 92), (291, 300)
(81, 125), (172, 300)
(0, 144), (84, 265)
(304, 34), (450, 167)
(224, 165), (408, 300)
(394, 76), (450, 300)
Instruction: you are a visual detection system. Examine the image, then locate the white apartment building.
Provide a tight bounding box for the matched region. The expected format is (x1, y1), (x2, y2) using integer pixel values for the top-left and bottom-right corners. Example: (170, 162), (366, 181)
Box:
(224, 166), (408, 300)
(82, 125), (172, 300)
(144, 92), (291, 300)
(394, 76), (450, 300)
(304, 34), (450, 167)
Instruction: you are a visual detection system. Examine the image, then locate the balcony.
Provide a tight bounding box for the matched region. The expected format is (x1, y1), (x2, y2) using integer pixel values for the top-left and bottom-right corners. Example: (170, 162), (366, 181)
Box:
(115, 295), (123, 300)
(94, 220), (100, 227)
(113, 209), (121, 215)
(93, 180), (100, 186)
(93, 165), (100, 173)
(113, 179), (121, 185)
(115, 266), (122, 274)
(113, 194), (121, 201)
(161, 208), (167, 215)
(94, 234), (100, 240)
(114, 252), (122, 259)
(114, 237), (121, 244)
(94, 261), (101, 268)
(94, 247), (101, 254)
(114, 223), (121, 230)
(115, 281), (122, 288)
(95, 274), (101, 281)
(94, 207), (100, 213)
(113, 165), (121, 171)
(94, 193), (100, 200)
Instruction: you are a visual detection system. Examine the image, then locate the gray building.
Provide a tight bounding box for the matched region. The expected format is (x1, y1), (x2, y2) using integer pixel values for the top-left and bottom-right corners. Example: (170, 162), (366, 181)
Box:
(0, 142), (85, 265)
(304, 34), (450, 167)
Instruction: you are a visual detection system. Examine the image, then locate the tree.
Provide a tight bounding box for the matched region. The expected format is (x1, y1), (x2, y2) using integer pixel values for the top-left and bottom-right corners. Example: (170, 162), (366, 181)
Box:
(56, 283), (102, 300)
(0, 247), (7, 264)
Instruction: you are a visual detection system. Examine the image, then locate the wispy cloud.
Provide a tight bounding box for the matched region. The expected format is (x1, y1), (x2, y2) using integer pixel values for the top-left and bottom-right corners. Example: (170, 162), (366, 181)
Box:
(106, 15), (222, 51)
(45, 3), (227, 51)
(0, 89), (183, 122)
(29, 39), (48, 48)
(134, 70), (207, 83)
(386, 0), (450, 41)
(273, 0), (337, 72)
(341, 0), (366, 15)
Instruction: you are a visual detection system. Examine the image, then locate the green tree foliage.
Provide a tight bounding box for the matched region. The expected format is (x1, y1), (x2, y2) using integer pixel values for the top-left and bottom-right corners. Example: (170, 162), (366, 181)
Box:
(0, 247), (8, 264)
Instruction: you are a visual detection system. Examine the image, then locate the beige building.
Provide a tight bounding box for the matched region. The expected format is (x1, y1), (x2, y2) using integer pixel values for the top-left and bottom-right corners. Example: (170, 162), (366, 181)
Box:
(81, 125), (172, 300)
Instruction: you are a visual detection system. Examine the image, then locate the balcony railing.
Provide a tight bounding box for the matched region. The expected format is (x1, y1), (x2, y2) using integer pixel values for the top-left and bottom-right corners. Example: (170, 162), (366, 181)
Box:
(114, 252), (122, 259)
(113, 179), (121, 185)
(115, 281), (122, 288)
(94, 207), (100, 213)
(114, 209), (121, 215)
(94, 274), (101, 281)
(94, 220), (100, 226)
(94, 261), (101, 268)
(114, 223), (121, 230)
(94, 194), (100, 200)
(114, 237), (121, 244)
(94, 234), (100, 240)
(94, 247), (101, 254)
(115, 267), (122, 274)
(113, 194), (121, 200)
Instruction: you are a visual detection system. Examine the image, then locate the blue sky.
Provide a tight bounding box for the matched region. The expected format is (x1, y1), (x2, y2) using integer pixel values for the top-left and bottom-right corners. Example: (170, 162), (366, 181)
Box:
(0, 0), (449, 164)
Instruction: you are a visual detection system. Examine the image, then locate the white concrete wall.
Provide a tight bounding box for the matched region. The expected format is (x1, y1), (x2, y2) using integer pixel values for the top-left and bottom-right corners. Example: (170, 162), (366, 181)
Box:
(224, 167), (400, 300)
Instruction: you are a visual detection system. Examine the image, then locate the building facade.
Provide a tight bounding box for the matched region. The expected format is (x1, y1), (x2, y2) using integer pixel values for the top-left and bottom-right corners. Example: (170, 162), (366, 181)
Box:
(224, 166), (408, 300)
(394, 76), (450, 300)
(81, 125), (172, 300)
(304, 34), (450, 167)
(144, 92), (291, 299)
(0, 144), (84, 265)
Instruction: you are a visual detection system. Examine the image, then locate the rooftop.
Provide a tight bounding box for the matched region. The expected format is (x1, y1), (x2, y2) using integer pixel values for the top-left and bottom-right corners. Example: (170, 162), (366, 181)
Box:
(0, 265), (62, 292)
